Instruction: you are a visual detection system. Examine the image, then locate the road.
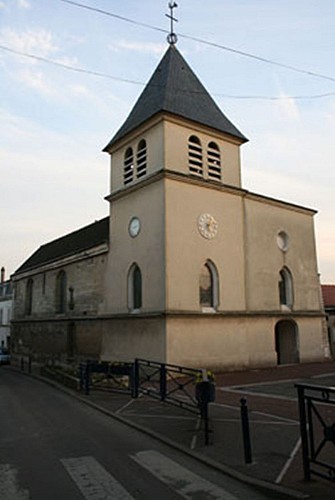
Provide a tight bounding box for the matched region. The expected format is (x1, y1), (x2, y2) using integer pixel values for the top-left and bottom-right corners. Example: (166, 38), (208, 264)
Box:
(0, 367), (274, 500)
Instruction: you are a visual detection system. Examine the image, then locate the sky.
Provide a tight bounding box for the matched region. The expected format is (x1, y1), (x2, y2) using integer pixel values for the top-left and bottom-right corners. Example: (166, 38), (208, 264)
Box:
(1, 0), (335, 282)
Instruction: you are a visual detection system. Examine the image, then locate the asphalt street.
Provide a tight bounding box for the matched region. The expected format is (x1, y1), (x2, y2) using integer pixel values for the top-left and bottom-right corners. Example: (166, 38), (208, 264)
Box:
(0, 367), (274, 500)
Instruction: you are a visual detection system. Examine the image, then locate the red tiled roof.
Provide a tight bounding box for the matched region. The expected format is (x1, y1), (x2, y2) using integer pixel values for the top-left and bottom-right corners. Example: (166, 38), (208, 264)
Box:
(322, 285), (335, 306)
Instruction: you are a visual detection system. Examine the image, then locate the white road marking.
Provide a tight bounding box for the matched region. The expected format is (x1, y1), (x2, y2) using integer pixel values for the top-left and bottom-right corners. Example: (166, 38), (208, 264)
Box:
(61, 456), (134, 500)
(131, 450), (238, 499)
(275, 438), (302, 484)
(190, 416), (201, 450)
(0, 464), (30, 500)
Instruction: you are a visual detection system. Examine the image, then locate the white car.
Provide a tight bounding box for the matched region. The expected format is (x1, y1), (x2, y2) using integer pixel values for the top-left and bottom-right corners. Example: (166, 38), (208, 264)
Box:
(0, 348), (10, 365)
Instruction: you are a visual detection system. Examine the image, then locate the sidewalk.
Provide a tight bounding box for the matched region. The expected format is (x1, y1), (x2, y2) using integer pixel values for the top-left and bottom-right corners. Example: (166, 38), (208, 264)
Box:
(22, 360), (335, 499)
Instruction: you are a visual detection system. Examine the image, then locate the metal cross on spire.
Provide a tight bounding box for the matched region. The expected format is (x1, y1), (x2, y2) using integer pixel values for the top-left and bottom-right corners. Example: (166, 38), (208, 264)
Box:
(166, 2), (178, 45)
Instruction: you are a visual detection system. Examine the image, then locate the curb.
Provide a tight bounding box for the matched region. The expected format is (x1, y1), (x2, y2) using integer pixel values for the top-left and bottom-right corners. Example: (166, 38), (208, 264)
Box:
(13, 367), (310, 500)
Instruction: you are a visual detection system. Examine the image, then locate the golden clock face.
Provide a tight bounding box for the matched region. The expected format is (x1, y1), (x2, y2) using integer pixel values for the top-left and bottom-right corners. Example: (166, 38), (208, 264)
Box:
(198, 213), (218, 239)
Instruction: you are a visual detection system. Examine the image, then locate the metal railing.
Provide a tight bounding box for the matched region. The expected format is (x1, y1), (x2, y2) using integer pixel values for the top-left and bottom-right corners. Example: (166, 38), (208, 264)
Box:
(132, 358), (204, 413)
(296, 383), (335, 482)
(79, 360), (133, 395)
(79, 358), (215, 445)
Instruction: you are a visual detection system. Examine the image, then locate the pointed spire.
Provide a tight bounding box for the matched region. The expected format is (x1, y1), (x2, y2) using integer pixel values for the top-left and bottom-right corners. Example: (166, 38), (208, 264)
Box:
(104, 46), (247, 151)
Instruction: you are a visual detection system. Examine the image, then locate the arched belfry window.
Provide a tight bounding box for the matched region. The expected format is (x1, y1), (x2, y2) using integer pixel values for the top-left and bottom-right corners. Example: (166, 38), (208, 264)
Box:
(188, 135), (203, 177)
(278, 267), (293, 308)
(56, 270), (67, 314)
(124, 147), (134, 185)
(128, 264), (142, 311)
(199, 260), (219, 310)
(25, 278), (34, 315)
(207, 141), (221, 181)
(136, 139), (147, 179)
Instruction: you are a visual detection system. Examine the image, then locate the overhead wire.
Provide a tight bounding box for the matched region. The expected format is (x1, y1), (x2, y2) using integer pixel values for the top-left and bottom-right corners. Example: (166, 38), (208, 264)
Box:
(1, 1), (334, 101)
(59, 0), (335, 84)
(1, 42), (335, 101)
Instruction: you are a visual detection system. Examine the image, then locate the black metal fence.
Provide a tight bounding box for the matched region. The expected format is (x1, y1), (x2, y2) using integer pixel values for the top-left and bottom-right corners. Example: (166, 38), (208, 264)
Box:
(79, 360), (134, 395)
(132, 358), (208, 412)
(79, 358), (216, 445)
(296, 383), (335, 482)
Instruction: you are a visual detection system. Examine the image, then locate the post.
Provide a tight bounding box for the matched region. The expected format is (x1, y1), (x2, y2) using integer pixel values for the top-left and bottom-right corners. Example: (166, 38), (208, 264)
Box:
(240, 398), (252, 464)
(84, 361), (90, 396)
(160, 363), (167, 401)
(132, 359), (139, 398)
(296, 385), (311, 481)
(20, 357), (24, 371)
(203, 401), (210, 446)
(79, 363), (84, 391)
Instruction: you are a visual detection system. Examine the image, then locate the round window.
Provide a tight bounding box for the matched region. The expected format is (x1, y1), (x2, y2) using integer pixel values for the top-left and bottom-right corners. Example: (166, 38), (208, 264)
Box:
(277, 231), (289, 252)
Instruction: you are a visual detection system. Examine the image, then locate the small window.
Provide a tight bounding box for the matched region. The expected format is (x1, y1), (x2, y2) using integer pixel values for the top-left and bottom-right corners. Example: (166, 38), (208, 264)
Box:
(128, 264), (142, 311)
(124, 147), (134, 185)
(188, 135), (203, 177)
(56, 270), (67, 314)
(25, 278), (34, 315)
(136, 139), (147, 179)
(199, 260), (219, 310)
(277, 231), (289, 252)
(207, 141), (221, 181)
(279, 267), (293, 308)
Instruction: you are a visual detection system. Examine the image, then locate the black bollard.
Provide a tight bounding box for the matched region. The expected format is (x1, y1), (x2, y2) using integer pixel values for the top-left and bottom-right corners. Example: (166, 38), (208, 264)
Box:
(240, 397), (252, 464)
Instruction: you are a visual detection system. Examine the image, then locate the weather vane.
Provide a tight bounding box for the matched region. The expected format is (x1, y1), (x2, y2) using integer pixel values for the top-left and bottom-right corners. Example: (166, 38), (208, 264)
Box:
(166, 2), (178, 45)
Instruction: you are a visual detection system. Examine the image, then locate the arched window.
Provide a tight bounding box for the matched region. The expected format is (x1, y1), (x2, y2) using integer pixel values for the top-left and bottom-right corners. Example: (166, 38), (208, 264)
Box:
(188, 135), (203, 177)
(199, 260), (219, 310)
(278, 267), (293, 308)
(56, 270), (67, 313)
(128, 264), (142, 311)
(124, 147), (134, 185)
(25, 278), (34, 315)
(207, 141), (221, 181)
(136, 139), (147, 179)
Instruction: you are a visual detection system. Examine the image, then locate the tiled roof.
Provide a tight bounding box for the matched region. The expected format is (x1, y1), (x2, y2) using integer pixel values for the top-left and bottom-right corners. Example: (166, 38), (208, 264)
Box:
(104, 45), (247, 150)
(322, 285), (335, 307)
(15, 217), (109, 274)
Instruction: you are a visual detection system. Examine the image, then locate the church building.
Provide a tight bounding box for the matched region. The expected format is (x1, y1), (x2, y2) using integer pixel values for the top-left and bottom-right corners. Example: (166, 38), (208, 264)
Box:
(11, 40), (329, 371)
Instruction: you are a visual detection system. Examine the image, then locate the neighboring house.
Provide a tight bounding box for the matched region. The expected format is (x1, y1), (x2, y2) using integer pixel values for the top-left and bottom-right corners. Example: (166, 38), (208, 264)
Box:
(321, 285), (335, 357)
(0, 267), (13, 349)
(11, 41), (329, 370)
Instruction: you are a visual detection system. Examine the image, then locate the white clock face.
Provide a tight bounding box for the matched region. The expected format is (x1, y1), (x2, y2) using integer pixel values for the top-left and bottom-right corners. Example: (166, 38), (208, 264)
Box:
(129, 217), (141, 237)
(198, 213), (218, 239)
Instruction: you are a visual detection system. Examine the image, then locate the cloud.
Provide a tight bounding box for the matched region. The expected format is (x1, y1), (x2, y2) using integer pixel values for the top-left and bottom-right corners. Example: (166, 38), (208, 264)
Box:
(108, 40), (165, 55)
(0, 28), (58, 59)
(17, 0), (30, 8)
(19, 68), (58, 95)
(275, 93), (300, 122)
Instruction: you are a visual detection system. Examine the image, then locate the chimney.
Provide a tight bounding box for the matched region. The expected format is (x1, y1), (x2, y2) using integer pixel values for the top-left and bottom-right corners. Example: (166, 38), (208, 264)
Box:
(1, 267), (5, 283)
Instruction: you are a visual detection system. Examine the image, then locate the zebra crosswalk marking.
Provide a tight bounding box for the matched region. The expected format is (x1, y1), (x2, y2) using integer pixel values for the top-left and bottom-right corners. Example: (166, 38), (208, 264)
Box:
(61, 456), (134, 500)
(131, 450), (239, 500)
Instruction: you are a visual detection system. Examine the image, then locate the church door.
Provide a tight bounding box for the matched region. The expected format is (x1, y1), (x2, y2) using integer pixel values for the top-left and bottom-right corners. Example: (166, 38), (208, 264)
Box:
(275, 320), (299, 365)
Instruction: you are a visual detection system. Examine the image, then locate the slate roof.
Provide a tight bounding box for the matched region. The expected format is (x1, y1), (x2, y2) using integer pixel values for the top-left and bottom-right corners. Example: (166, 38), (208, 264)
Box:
(322, 285), (335, 307)
(104, 45), (247, 150)
(15, 217), (109, 274)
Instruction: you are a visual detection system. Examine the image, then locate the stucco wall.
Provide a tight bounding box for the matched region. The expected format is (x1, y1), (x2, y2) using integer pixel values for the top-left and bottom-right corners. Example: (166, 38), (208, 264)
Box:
(163, 118), (242, 188)
(104, 180), (165, 313)
(100, 317), (166, 362)
(165, 314), (325, 370)
(244, 197), (321, 312)
(165, 178), (246, 312)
